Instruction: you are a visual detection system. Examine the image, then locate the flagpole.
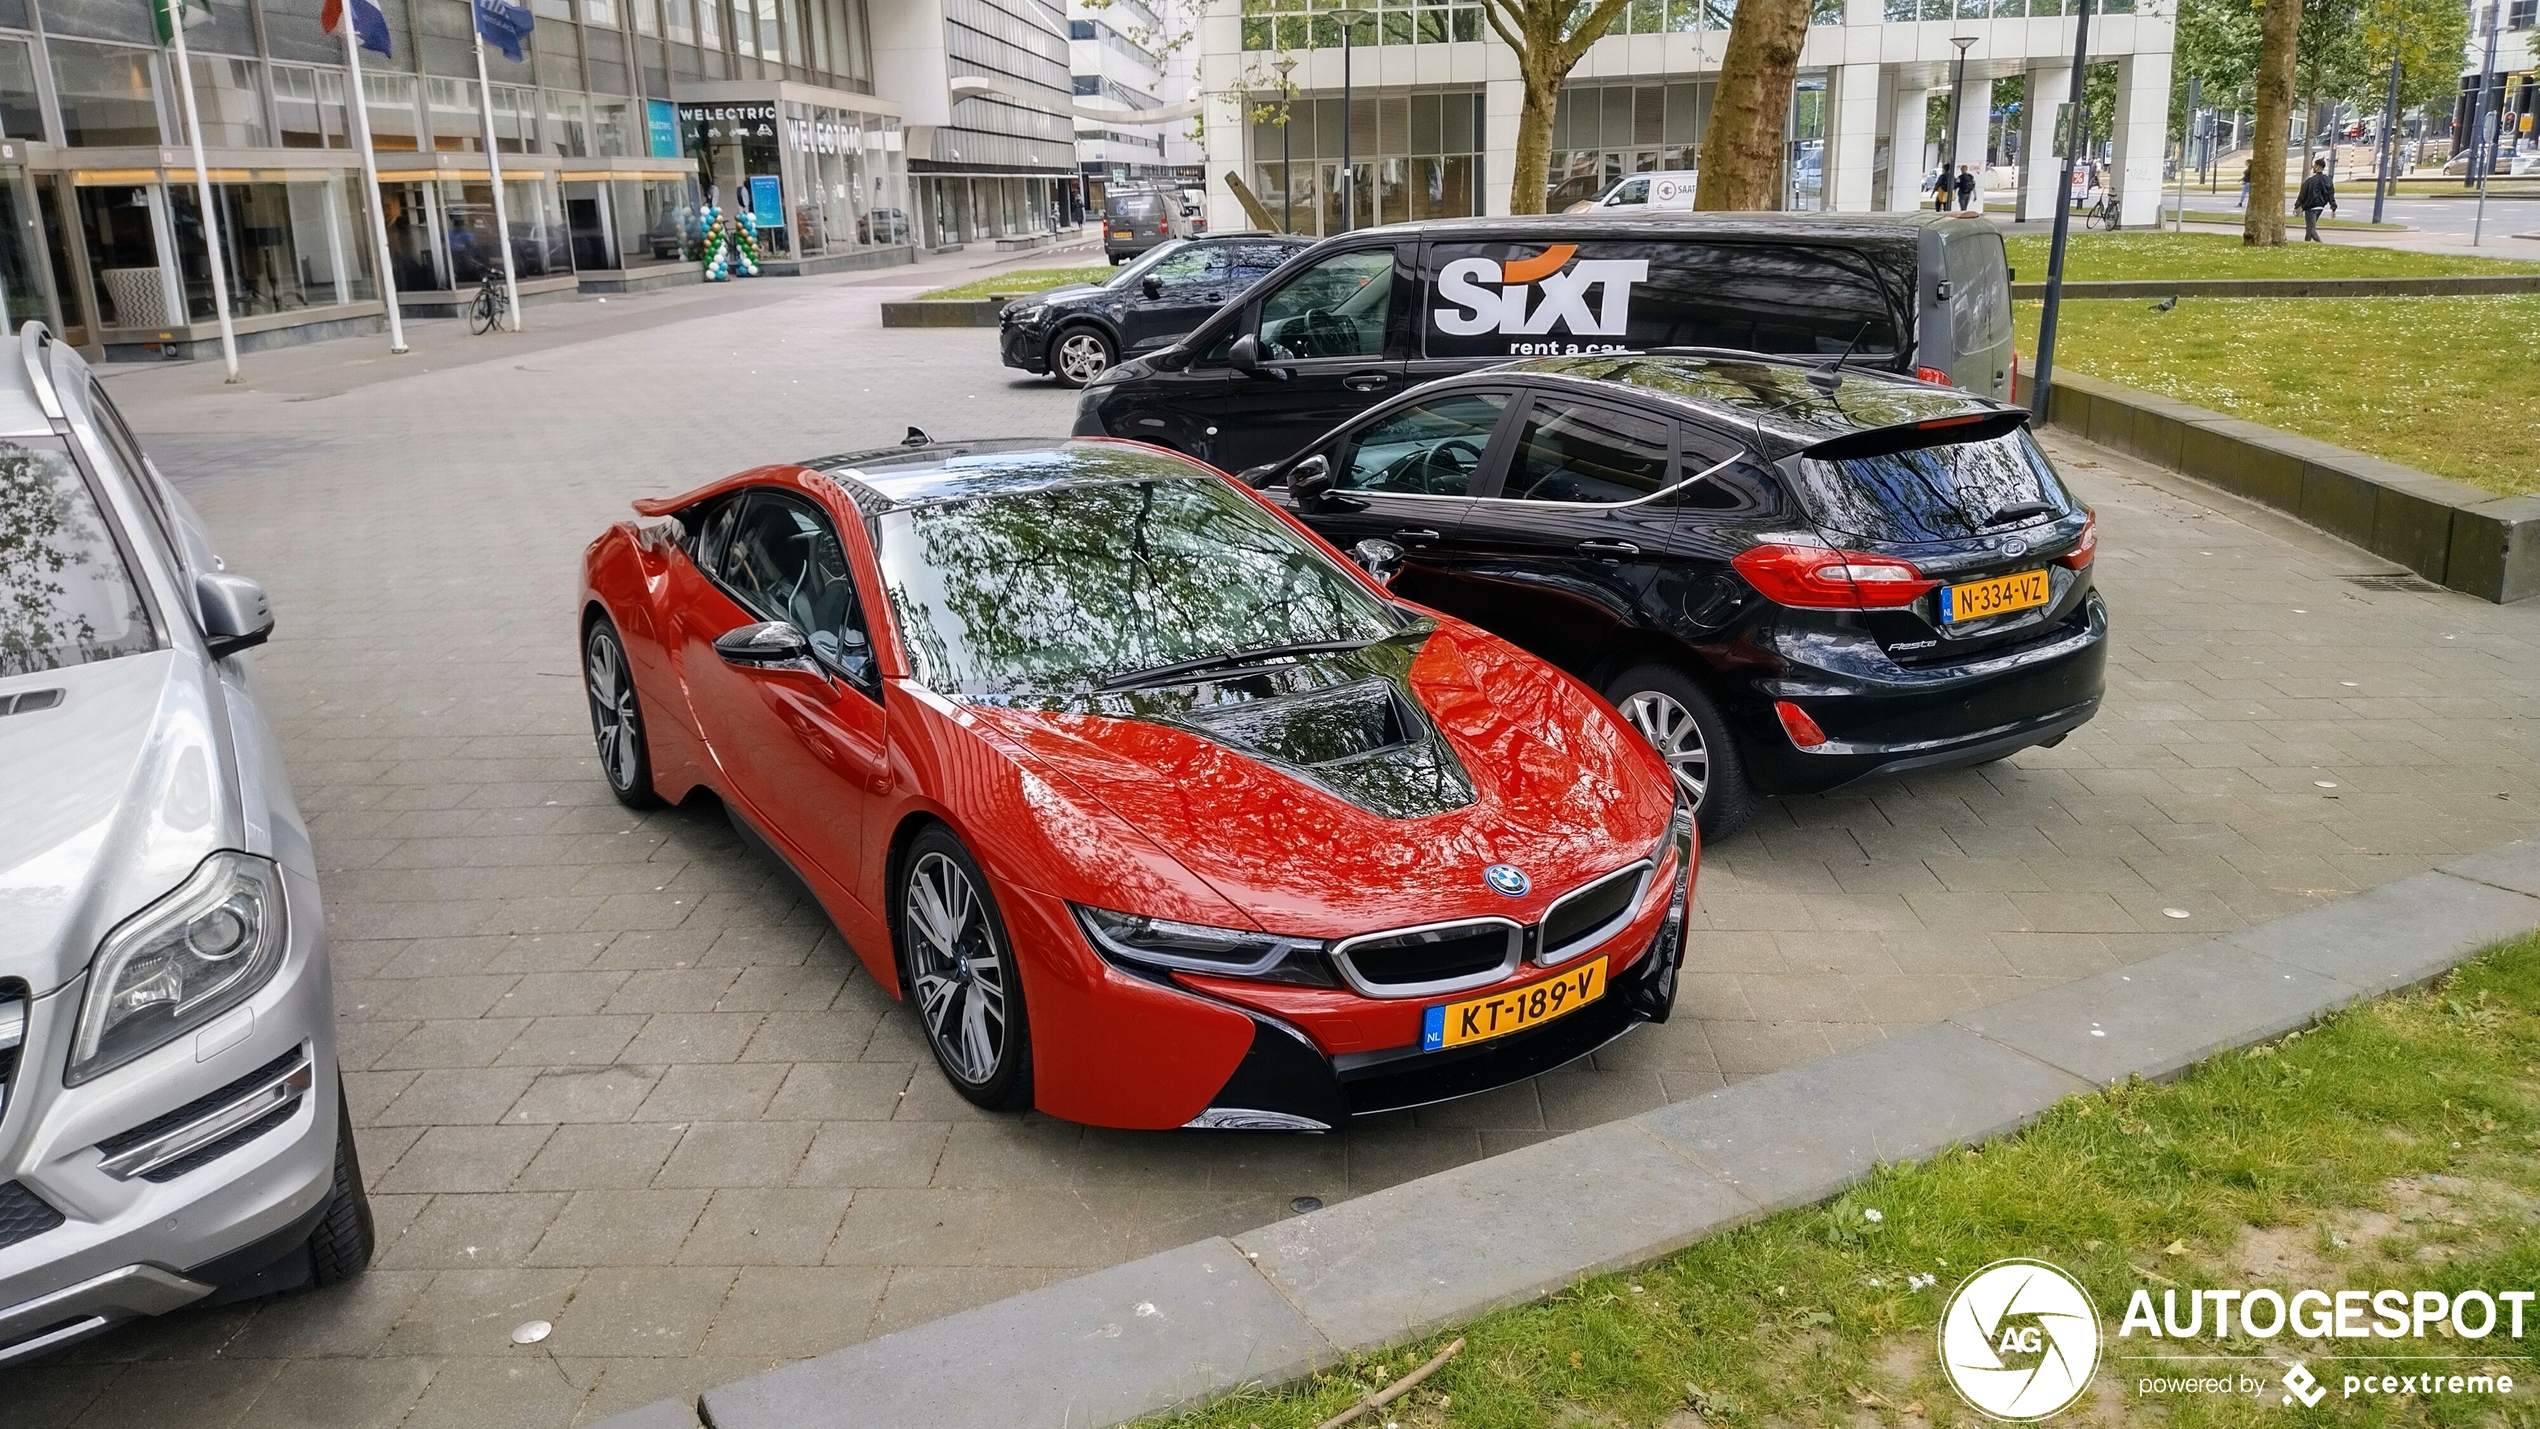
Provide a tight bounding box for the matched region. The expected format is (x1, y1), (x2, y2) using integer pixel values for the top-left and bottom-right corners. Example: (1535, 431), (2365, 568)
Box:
(470, 15), (521, 333)
(340, 18), (408, 353)
(164, 2), (240, 382)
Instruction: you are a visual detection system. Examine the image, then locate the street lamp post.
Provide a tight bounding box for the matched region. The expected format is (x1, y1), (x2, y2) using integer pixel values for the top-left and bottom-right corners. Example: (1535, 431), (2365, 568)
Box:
(2371, 24), (2402, 225)
(1333, 7), (1371, 230)
(1276, 55), (1297, 234)
(2029, 0), (2096, 422)
(1945, 36), (1977, 209)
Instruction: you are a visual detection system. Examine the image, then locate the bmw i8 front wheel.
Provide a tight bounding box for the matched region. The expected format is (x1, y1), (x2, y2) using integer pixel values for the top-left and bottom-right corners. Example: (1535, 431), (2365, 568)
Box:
(898, 827), (1033, 1110)
(584, 615), (661, 810)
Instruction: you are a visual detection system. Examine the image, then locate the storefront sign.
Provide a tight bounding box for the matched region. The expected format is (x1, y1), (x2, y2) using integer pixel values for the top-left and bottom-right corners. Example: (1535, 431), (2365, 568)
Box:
(678, 102), (777, 145)
(647, 99), (678, 158)
(748, 174), (783, 229)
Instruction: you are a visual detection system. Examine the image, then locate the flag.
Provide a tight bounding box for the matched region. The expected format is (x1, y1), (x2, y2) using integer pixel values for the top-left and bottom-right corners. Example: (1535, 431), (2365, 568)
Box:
(320, 0), (393, 56)
(471, 0), (533, 63)
(152, 0), (209, 45)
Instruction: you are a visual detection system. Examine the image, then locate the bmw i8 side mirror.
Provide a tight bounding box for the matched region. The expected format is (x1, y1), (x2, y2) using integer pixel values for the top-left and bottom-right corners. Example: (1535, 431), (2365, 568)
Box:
(1351, 538), (1404, 586)
(715, 621), (816, 669)
(195, 571), (274, 659)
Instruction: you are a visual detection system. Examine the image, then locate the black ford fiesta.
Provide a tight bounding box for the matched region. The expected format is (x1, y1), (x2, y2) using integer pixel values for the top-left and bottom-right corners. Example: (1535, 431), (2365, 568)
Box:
(1241, 351), (2109, 841)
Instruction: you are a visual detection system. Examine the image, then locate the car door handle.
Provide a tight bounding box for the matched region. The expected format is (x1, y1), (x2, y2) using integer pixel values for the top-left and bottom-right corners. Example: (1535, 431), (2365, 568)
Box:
(1343, 373), (1391, 392)
(1393, 528), (1442, 544)
(1577, 539), (1641, 561)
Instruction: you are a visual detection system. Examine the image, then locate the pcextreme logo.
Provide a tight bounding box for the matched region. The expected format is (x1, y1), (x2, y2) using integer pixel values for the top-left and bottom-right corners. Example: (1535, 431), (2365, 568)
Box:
(1432, 244), (1649, 345)
(1937, 1258), (2103, 1421)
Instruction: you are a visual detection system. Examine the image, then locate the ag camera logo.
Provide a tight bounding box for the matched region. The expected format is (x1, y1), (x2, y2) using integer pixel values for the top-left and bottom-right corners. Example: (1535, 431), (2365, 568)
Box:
(1939, 1258), (2102, 1421)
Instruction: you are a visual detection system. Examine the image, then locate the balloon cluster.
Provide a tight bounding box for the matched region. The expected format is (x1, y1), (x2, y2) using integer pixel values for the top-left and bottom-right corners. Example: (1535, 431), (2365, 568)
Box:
(700, 205), (762, 281)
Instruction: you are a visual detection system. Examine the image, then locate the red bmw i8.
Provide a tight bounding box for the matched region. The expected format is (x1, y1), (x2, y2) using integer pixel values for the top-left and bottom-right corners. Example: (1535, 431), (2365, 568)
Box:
(577, 437), (1692, 1130)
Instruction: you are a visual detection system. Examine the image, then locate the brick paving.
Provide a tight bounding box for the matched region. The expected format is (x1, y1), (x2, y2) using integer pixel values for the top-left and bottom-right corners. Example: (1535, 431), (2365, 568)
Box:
(8, 271), (2539, 1427)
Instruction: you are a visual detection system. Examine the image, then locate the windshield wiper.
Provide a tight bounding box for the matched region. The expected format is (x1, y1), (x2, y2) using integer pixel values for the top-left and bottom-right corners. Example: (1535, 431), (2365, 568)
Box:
(1979, 500), (2058, 529)
(1098, 637), (1379, 691)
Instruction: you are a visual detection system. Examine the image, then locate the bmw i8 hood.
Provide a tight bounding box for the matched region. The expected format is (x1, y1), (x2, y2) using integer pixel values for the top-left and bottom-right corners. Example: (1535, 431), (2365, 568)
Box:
(0, 651), (238, 994)
(964, 623), (1677, 937)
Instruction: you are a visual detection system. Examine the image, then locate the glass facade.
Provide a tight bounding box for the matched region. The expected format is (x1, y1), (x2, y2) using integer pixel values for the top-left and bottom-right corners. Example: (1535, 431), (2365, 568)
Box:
(1249, 89), (1486, 234)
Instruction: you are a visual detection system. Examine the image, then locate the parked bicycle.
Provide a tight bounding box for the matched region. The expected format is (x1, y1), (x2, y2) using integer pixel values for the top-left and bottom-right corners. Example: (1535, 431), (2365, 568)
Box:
(468, 268), (509, 335)
(2086, 191), (2121, 231)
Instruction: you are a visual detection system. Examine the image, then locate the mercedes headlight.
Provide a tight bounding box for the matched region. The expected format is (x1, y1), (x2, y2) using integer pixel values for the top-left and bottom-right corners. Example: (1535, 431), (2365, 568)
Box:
(1072, 906), (1333, 986)
(69, 851), (289, 1084)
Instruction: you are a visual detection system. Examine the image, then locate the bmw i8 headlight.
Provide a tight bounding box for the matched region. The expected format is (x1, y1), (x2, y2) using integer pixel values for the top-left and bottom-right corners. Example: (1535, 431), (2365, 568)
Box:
(1072, 906), (1333, 986)
(68, 851), (289, 1084)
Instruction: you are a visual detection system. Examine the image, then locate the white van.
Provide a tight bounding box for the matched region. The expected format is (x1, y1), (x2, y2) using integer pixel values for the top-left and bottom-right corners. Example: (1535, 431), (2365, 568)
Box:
(1568, 170), (1701, 213)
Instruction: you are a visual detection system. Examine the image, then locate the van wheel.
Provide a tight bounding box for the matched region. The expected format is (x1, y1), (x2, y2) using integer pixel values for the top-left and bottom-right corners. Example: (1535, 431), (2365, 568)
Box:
(1051, 326), (1116, 388)
(1606, 664), (1757, 843)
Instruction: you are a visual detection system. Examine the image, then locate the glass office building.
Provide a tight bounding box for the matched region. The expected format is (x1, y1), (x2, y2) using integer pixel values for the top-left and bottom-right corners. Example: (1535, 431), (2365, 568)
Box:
(0, 0), (911, 358)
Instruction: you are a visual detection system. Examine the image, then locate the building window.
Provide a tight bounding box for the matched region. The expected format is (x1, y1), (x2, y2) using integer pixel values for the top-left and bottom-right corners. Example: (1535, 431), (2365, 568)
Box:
(0, 37), (43, 141)
(546, 91), (591, 156)
(273, 64), (351, 149)
(363, 70), (423, 151)
(585, 0), (621, 28)
(1249, 88), (1484, 234)
(2510, 0), (2534, 27)
(52, 40), (163, 147)
(1545, 82), (1705, 208)
(184, 54), (271, 148)
(593, 97), (635, 156)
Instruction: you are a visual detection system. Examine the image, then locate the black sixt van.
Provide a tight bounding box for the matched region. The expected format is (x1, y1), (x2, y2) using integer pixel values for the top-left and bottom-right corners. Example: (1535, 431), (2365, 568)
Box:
(1072, 211), (2016, 474)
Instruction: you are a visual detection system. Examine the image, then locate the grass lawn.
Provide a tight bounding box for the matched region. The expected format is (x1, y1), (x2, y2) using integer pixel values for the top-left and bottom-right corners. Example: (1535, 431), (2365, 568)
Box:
(918, 264), (1114, 301)
(2003, 231), (2540, 282)
(2012, 295), (2540, 498)
(1144, 936), (2540, 1428)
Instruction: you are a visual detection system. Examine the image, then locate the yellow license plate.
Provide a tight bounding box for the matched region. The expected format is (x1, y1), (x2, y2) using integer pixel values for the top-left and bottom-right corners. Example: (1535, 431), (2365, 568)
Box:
(1113, 229), (1133, 239)
(1941, 569), (2050, 623)
(1423, 959), (1605, 1052)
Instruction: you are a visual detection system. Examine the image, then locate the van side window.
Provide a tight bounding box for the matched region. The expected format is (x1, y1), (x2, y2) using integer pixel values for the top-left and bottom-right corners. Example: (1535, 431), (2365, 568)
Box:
(1258, 248), (1396, 361)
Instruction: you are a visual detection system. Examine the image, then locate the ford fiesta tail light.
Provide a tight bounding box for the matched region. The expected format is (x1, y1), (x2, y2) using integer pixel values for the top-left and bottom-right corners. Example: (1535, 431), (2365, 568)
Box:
(2054, 513), (2097, 570)
(1913, 365), (1952, 385)
(1776, 701), (1829, 748)
(1731, 543), (1939, 610)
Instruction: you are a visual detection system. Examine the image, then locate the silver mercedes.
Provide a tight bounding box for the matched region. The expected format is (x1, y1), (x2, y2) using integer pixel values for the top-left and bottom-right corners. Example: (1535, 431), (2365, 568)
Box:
(0, 324), (368, 1364)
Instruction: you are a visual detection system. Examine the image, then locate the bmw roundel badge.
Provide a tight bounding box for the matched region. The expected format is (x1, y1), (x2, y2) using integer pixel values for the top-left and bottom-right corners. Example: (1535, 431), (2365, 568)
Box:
(1484, 864), (1530, 897)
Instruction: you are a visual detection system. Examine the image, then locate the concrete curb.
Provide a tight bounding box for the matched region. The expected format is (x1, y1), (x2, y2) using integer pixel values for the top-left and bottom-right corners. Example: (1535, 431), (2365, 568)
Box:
(878, 298), (1010, 328)
(2009, 274), (2540, 300)
(591, 842), (2540, 1429)
(2017, 368), (2540, 604)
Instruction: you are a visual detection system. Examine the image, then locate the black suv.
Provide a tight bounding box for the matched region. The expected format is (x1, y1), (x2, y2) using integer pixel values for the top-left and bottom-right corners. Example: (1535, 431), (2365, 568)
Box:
(1001, 234), (1310, 388)
(1247, 352), (2106, 840)
(1074, 211), (2016, 473)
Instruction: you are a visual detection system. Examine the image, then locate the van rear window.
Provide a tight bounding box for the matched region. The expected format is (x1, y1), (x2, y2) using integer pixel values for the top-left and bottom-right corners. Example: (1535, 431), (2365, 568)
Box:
(1106, 192), (1164, 219)
(1424, 240), (1899, 362)
(1790, 428), (2076, 545)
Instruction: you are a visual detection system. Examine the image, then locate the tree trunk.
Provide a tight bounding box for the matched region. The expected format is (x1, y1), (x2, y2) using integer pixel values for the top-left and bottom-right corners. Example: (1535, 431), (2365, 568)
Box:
(2244, 0), (2301, 245)
(1696, 0), (1811, 210)
(1509, 73), (1560, 214)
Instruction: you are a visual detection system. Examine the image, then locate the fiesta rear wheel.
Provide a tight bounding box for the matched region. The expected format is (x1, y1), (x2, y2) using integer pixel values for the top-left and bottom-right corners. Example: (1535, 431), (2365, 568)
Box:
(1050, 326), (1115, 388)
(584, 615), (662, 809)
(897, 827), (1033, 1111)
(1608, 664), (1757, 843)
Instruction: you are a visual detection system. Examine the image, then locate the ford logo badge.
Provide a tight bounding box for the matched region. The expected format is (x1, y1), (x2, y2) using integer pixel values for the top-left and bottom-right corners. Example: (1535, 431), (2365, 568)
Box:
(1484, 864), (1530, 897)
(2001, 537), (2029, 557)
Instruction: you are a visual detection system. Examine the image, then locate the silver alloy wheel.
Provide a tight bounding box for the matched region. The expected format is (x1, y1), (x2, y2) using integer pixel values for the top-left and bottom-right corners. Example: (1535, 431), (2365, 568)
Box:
(585, 628), (640, 792)
(1054, 330), (1111, 384)
(906, 851), (1008, 1084)
(1619, 689), (1710, 809)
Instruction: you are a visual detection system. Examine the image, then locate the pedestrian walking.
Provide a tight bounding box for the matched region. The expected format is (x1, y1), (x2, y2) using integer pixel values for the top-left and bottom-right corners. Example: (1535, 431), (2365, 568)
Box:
(2237, 159), (2252, 208)
(2296, 157), (2336, 241)
(1954, 164), (1977, 211)
(1933, 167), (1952, 212)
